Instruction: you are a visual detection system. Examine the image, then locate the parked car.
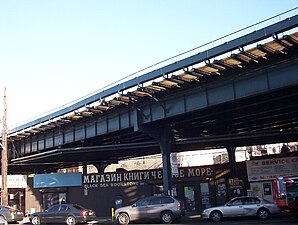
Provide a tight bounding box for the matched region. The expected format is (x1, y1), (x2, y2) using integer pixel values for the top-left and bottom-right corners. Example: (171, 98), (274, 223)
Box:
(0, 206), (24, 223)
(201, 196), (281, 222)
(115, 195), (185, 225)
(0, 217), (7, 225)
(29, 204), (97, 225)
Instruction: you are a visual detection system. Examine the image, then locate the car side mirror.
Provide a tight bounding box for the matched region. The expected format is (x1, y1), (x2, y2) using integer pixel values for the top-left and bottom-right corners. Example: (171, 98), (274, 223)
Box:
(132, 203), (137, 207)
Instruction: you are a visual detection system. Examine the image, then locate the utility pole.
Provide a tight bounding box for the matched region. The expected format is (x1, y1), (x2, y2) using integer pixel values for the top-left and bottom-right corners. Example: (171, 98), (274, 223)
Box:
(1, 87), (8, 206)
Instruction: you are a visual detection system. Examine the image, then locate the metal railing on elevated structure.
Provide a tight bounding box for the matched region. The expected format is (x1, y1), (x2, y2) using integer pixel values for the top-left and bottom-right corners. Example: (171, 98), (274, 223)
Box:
(9, 8), (298, 137)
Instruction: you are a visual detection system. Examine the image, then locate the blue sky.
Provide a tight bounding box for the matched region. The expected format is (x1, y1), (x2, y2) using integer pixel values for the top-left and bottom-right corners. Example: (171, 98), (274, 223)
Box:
(0, 1), (297, 127)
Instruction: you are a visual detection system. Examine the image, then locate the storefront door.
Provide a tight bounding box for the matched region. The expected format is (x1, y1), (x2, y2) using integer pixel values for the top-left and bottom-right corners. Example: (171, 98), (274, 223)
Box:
(184, 186), (195, 211)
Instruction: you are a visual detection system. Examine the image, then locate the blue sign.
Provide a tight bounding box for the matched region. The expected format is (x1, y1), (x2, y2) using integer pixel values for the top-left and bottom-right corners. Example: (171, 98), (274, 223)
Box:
(34, 172), (82, 188)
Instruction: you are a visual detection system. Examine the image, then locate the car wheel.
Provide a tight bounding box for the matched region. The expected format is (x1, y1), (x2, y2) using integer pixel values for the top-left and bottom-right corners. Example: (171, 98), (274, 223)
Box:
(117, 213), (130, 225)
(160, 211), (174, 224)
(210, 210), (222, 222)
(66, 215), (76, 225)
(31, 216), (41, 225)
(257, 208), (270, 219)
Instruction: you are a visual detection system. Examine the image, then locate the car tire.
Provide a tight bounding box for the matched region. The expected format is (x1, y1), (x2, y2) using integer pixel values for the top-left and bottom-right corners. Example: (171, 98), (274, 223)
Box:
(160, 211), (174, 224)
(210, 210), (223, 222)
(257, 208), (270, 220)
(66, 215), (76, 225)
(117, 213), (130, 225)
(31, 216), (41, 225)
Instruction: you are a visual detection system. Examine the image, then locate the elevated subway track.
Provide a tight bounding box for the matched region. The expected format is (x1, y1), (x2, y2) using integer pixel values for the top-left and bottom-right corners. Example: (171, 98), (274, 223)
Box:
(11, 55), (298, 172)
(6, 14), (298, 174)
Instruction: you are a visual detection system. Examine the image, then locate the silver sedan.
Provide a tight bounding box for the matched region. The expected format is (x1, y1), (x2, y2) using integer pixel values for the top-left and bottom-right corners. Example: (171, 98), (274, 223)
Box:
(202, 196), (280, 222)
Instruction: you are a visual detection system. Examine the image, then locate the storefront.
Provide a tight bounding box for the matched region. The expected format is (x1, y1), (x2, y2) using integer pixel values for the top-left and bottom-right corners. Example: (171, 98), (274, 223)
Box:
(32, 172), (82, 209)
(246, 156), (298, 202)
(28, 162), (248, 217)
(0, 175), (27, 211)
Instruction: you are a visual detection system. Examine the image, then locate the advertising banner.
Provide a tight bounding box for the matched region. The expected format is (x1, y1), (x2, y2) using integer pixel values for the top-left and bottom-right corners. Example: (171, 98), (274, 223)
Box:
(84, 166), (214, 189)
(34, 172), (82, 188)
(246, 156), (298, 181)
(0, 175), (27, 188)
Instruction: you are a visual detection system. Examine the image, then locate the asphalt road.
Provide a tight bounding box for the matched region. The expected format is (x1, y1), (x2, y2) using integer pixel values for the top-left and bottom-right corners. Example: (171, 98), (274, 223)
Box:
(179, 216), (298, 225)
(19, 215), (298, 225)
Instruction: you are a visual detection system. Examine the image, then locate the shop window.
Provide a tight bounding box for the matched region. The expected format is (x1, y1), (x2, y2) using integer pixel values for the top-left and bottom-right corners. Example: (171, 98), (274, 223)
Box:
(153, 185), (163, 195)
(200, 183), (210, 208)
(59, 193), (67, 204)
(263, 183), (272, 195)
(43, 192), (66, 209)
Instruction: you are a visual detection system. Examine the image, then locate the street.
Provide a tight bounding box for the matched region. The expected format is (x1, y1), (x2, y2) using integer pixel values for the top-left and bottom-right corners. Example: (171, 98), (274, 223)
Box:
(126, 217), (297, 225)
(19, 214), (298, 225)
(119, 216), (297, 225)
(178, 216), (298, 225)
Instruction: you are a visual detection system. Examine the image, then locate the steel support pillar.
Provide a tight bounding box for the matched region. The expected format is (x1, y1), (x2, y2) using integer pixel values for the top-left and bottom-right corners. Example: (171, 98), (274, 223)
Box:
(93, 162), (111, 173)
(82, 164), (88, 175)
(226, 146), (237, 178)
(160, 128), (172, 195)
(141, 125), (173, 195)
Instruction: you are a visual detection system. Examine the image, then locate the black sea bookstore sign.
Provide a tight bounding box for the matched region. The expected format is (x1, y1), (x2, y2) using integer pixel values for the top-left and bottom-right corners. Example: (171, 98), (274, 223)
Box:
(83, 167), (214, 188)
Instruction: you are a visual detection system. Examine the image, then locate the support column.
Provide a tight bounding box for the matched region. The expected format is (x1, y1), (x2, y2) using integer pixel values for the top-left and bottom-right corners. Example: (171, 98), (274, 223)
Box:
(82, 164), (88, 175)
(226, 146), (237, 178)
(93, 162), (111, 173)
(141, 125), (173, 195)
(159, 128), (172, 195)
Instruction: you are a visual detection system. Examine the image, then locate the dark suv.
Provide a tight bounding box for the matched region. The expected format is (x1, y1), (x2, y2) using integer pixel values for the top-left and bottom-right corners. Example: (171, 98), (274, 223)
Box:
(115, 196), (185, 225)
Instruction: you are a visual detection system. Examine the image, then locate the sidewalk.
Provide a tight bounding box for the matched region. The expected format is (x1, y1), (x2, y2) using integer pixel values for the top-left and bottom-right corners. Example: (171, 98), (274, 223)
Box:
(20, 217), (30, 224)
(181, 212), (202, 223)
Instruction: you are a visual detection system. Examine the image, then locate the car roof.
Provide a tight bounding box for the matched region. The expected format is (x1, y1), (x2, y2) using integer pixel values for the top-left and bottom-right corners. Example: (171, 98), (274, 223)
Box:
(230, 196), (262, 200)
